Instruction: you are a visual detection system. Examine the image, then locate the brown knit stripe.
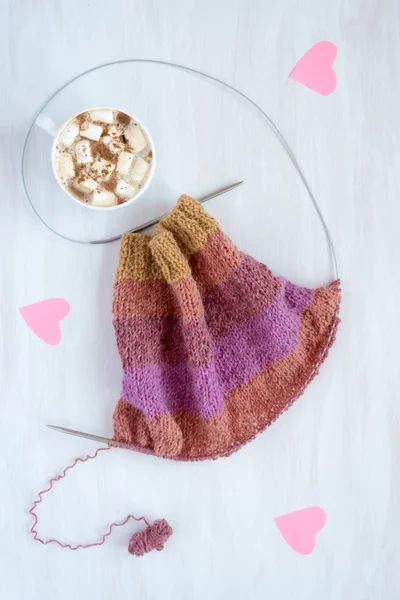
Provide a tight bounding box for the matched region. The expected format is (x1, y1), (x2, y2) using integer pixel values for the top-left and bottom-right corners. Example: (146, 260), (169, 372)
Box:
(116, 229), (191, 282)
(116, 234), (164, 281)
(149, 229), (191, 282)
(112, 283), (340, 458)
(115, 195), (220, 282)
(158, 194), (219, 252)
(190, 227), (242, 292)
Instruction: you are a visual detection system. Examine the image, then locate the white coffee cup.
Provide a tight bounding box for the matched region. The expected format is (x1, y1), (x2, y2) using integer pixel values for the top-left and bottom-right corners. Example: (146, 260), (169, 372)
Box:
(35, 106), (156, 210)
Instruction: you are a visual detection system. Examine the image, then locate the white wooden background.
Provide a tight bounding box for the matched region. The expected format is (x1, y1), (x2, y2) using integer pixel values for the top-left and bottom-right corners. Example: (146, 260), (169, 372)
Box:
(1, 1), (399, 598)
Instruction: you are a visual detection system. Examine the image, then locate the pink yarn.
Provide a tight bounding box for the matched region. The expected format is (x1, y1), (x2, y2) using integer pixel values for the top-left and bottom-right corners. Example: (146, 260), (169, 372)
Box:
(128, 519), (173, 556)
(29, 447), (170, 555)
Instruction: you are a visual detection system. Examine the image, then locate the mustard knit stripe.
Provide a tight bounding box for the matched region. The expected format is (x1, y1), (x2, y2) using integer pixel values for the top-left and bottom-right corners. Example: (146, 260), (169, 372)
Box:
(116, 195), (220, 282)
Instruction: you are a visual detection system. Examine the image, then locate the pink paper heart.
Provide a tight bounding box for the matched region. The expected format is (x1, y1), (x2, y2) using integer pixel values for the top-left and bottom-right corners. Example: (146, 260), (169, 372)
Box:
(19, 298), (70, 345)
(274, 507), (327, 555)
(289, 41), (337, 96)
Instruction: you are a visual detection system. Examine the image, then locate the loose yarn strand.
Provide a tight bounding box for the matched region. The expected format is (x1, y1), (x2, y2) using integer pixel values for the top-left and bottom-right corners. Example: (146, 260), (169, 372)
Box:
(29, 447), (171, 554)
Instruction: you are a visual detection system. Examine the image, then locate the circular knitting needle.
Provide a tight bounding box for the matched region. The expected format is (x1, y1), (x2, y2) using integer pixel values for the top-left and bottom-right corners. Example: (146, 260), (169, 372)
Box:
(46, 425), (145, 451)
(89, 180), (244, 244)
(132, 180), (244, 233)
(47, 425), (114, 446)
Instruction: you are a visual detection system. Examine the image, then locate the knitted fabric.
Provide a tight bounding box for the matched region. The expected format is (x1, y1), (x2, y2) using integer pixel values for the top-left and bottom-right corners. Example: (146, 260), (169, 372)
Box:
(112, 195), (340, 460)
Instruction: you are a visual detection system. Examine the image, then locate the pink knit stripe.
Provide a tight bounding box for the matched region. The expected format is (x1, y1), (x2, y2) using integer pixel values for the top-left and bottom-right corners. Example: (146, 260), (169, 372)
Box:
(113, 277), (204, 321)
(114, 314), (213, 369)
(189, 227), (242, 292)
(113, 254), (281, 321)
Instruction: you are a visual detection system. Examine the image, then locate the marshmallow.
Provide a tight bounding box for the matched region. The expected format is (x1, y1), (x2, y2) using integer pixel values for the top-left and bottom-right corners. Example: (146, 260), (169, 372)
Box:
(116, 151), (134, 174)
(73, 174), (98, 193)
(80, 122), (103, 141)
(91, 158), (115, 180)
(90, 109), (114, 124)
(115, 179), (137, 200)
(124, 125), (147, 152)
(108, 125), (122, 135)
(102, 126), (124, 154)
(103, 139), (124, 154)
(91, 190), (117, 207)
(57, 153), (74, 180)
(131, 157), (150, 183)
(75, 140), (92, 164)
(59, 122), (79, 147)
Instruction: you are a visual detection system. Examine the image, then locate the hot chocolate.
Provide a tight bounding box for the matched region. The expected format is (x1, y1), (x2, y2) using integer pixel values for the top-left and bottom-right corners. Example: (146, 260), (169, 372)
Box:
(53, 108), (154, 207)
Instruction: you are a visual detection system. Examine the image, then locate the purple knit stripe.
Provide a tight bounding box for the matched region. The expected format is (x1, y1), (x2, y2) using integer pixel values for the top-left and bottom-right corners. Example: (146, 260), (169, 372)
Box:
(114, 275), (313, 369)
(200, 254), (281, 337)
(121, 285), (314, 419)
(281, 279), (315, 311)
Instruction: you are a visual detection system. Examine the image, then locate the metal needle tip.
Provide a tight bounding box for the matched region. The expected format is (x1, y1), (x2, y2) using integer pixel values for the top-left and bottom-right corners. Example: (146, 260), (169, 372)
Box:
(47, 424), (111, 445)
(129, 179), (244, 234)
(89, 179), (244, 243)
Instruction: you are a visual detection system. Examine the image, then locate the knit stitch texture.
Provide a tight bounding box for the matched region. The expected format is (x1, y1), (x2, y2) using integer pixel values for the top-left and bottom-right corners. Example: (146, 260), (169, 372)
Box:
(112, 195), (341, 459)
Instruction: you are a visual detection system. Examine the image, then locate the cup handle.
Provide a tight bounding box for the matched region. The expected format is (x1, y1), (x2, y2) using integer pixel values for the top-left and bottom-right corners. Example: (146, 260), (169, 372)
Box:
(35, 114), (59, 137)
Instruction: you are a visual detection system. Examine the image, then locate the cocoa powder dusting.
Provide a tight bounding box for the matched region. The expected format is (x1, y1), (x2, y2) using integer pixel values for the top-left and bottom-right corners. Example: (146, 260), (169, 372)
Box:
(92, 141), (115, 163)
(90, 120), (106, 128)
(116, 112), (131, 126)
(75, 114), (86, 127)
(73, 162), (87, 184)
(103, 176), (118, 192)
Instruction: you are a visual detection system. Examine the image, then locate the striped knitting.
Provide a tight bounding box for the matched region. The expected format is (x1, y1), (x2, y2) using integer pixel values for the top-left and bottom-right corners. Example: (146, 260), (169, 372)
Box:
(112, 195), (340, 460)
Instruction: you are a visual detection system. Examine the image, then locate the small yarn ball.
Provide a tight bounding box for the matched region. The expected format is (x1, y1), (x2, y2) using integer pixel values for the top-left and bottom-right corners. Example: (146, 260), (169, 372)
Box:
(128, 519), (173, 556)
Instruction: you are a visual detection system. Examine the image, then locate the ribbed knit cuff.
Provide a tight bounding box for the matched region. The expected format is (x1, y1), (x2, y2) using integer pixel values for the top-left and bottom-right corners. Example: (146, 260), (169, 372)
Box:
(116, 195), (220, 282)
